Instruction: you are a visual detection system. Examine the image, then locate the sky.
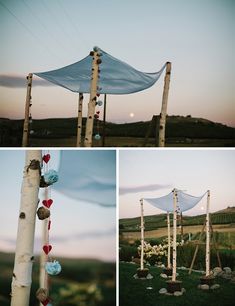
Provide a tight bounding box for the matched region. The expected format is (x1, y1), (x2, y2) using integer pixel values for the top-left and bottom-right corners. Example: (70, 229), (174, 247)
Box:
(119, 149), (235, 219)
(0, 0), (234, 126)
(0, 149), (116, 261)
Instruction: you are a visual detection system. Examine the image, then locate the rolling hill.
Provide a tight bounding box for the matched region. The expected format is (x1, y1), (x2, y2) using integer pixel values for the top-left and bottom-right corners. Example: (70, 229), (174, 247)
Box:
(1, 115), (235, 147)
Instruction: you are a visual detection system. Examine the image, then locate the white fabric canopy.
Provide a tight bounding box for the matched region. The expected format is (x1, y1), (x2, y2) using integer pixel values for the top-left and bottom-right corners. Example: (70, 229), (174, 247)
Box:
(34, 48), (166, 94)
(53, 150), (116, 207)
(144, 189), (206, 212)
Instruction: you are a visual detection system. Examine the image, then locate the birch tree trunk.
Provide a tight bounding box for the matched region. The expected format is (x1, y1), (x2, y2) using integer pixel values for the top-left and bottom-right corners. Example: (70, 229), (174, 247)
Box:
(172, 189), (177, 282)
(22, 73), (33, 147)
(158, 62), (171, 147)
(84, 51), (100, 147)
(206, 190), (210, 276)
(76, 93), (84, 147)
(11, 150), (42, 306)
(167, 212), (171, 269)
(140, 199), (144, 270)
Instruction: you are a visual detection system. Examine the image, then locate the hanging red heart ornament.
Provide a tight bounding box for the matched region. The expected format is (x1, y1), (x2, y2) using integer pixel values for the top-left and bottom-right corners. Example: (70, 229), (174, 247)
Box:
(96, 111), (100, 114)
(43, 244), (52, 255)
(42, 298), (50, 306)
(42, 199), (53, 208)
(43, 154), (51, 164)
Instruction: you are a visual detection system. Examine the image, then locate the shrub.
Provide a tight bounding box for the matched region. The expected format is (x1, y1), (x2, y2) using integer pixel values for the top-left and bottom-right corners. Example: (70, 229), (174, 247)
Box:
(119, 245), (138, 262)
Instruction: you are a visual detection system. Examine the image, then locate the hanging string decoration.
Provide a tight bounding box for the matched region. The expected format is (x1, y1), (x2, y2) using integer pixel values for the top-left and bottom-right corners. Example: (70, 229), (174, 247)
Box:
(36, 151), (61, 306)
(92, 46), (103, 141)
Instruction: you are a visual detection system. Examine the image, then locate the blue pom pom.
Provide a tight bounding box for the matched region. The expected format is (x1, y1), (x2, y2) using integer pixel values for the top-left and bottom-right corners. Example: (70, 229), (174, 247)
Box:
(45, 260), (62, 276)
(94, 134), (101, 140)
(44, 169), (59, 185)
(93, 46), (99, 52)
(97, 100), (103, 106)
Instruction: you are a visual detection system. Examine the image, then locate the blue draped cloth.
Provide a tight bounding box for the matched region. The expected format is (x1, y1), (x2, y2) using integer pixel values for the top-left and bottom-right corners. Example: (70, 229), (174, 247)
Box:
(34, 48), (166, 94)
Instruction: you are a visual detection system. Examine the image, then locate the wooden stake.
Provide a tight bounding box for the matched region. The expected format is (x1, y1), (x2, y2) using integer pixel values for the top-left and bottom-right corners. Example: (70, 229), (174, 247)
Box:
(22, 73), (33, 147)
(206, 190), (210, 276)
(188, 220), (206, 274)
(167, 212), (171, 269)
(140, 199), (144, 270)
(76, 93), (84, 147)
(11, 150), (42, 306)
(158, 62), (171, 147)
(102, 94), (107, 147)
(84, 50), (100, 147)
(172, 189), (177, 282)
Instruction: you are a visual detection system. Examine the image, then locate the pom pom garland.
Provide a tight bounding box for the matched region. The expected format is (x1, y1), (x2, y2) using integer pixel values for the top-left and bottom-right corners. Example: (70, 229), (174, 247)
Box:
(94, 134), (101, 140)
(44, 169), (59, 185)
(45, 260), (62, 276)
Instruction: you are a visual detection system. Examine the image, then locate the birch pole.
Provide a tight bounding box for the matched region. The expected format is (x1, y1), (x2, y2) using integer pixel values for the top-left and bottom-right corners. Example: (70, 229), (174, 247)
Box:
(167, 212), (171, 269)
(158, 62), (171, 147)
(11, 150), (42, 306)
(206, 190), (210, 276)
(102, 94), (107, 147)
(76, 93), (84, 147)
(22, 73), (33, 147)
(84, 50), (101, 147)
(140, 199), (144, 270)
(172, 189), (177, 282)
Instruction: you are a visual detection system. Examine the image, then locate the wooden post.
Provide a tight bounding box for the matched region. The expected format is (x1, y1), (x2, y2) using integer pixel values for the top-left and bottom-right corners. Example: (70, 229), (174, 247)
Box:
(76, 93), (84, 147)
(140, 198), (144, 270)
(84, 49), (101, 147)
(188, 220), (206, 274)
(206, 190), (210, 276)
(39, 188), (49, 299)
(167, 212), (171, 269)
(11, 150), (42, 306)
(172, 189), (177, 282)
(22, 73), (33, 147)
(102, 94), (107, 147)
(158, 62), (171, 147)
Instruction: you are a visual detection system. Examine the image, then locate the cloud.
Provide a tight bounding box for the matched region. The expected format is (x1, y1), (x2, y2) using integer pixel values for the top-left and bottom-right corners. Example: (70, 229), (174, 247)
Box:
(119, 184), (172, 195)
(0, 74), (54, 88)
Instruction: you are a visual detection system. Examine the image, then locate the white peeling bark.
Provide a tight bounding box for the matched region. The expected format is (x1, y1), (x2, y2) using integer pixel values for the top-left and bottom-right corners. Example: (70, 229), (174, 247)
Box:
(158, 62), (171, 147)
(22, 73), (33, 147)
(167, 212), (171, 269)
(206, 190), (210, 276)
(140, 199), (144, 270)
(172, 189), (177, 282)
(84, 51), (100, 147)
(76, 93), (84, 147)
(11, 150), (42, 306)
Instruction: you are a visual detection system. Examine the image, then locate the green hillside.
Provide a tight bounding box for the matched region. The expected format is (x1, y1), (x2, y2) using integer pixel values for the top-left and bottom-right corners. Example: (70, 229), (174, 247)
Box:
(119, 207), (235, 232)
(0, 252), (115, 306)
(1, 115), (235, 147)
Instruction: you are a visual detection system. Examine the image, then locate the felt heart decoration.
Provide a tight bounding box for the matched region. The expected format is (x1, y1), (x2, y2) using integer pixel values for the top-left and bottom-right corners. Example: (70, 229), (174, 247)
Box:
(42, 298), (50, 306)
(43, 244), (52, 255)
(43, 154), (51, 164)
(42, 199), (53, 208)
(48, 220), (51, 230)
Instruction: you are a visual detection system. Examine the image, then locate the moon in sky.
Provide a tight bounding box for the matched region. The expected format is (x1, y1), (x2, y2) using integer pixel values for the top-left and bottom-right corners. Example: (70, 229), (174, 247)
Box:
(129, 112), (135, 118)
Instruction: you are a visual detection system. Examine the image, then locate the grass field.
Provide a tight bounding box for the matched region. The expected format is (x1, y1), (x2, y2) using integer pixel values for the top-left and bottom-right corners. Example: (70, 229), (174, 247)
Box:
(0, 252), (115, 306)
(29, 136), (235, 147)
(119, 262), (235, 306)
